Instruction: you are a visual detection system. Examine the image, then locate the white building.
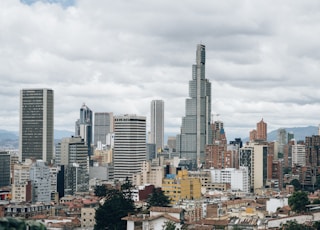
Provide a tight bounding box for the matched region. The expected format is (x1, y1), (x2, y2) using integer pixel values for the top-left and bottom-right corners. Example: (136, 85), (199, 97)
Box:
(29, 160), (51, 203)
(266, 197), (288, 214)
(113, 114), (147, 180)
(292, 143), (306, 166)
(210, 167), (249, 193)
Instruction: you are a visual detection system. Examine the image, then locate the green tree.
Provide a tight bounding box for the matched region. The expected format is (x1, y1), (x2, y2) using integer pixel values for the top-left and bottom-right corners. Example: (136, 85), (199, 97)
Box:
(281, 220), (313, 230)
(94, 185), (107, 197)
(288, 191), (310, 213)
(121, 177), (134, 200)
(147, 188), (171, 208)
(313, 199), (320, 204)
(94, 189), (135, 230)
(162, 220), (176, 230)
(290, 179), (301, 191)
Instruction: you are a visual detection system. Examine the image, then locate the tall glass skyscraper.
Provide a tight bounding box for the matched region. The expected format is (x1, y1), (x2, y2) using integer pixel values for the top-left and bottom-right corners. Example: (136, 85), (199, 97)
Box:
(94, 112), (114, 146)
(75, 103), (93, 157)
(150, 100), (164, 153)
(176, 44), (212, 168)
(19, 89), (54, 163)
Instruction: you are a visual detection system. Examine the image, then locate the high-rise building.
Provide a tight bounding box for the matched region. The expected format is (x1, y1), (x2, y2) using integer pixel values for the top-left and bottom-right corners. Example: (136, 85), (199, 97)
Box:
(29, 160), (51, 203)
(113, 114), (146, 180)
(19, 89), (54, 163)
(239, 143), (268, 192)
(292, 142), (306, 167)
(75, 103), (93, 157)
(0, 151), (10, 187)
(55, 136), (89, 195)
(12, 159), (33, 203)
(257, 119), (267, 141)
(94, 112), (114, 147)
(176, 44), (212, 168)
(150, 100), (164, 153)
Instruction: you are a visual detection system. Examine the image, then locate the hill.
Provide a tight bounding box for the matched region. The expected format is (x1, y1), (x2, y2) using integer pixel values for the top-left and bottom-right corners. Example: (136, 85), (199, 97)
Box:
(267, 126), (319, 142)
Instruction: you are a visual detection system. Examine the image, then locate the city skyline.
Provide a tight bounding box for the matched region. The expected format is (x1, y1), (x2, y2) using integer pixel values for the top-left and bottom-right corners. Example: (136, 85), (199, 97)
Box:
(2, 0), (320, 141)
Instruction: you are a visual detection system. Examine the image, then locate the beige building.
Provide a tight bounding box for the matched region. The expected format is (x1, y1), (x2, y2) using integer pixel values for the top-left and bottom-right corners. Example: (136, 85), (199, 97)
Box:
(132, 159), (164, 188)
(11, 159), (33, 202)
(239, 143), (268, 192)
(92, 148), (113, 165)
(81, 207), (96, 229)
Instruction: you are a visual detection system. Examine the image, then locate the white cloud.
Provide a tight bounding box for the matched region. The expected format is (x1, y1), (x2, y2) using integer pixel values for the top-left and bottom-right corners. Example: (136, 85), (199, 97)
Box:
(1, 0), (320, 141)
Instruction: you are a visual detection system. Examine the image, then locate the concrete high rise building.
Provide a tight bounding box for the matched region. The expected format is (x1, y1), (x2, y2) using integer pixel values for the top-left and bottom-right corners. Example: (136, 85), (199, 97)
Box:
(75, 103), (93, 157)
(176, 44), (212, 168)
(19, 89), (54, 163)
(55, 136), (89, 195)
(113, 114), (147, 180)
(257, 119), (267, 141)
(150, 100), (164, 153)
(239, 143), (268, 192)
(292, 142), (306, 167)
(29, 160), (51, 203)
(0, 151), (10, 187)
(94, 112), (114, 147)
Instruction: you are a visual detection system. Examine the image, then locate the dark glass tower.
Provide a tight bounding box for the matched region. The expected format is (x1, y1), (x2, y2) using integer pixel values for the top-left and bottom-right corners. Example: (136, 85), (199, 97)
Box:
(19, 89), (54, 163)
(177, 44), (212, 168)
(75, 103), (93, 157)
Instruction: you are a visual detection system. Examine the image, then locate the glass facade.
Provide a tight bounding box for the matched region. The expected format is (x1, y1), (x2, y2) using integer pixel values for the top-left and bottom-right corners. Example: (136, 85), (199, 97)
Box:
(19, 89), (54, 163)
(177, 44), (212, 168)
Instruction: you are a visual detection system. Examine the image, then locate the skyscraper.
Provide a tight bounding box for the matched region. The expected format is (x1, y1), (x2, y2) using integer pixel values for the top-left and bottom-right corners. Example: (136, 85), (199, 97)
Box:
(75, 103), (93, 157)
(150, 100), (164, 153)
(256, 119), (267, 141)
(19, 89), (54, 163)
(94, 112), (114, 147)
(55, 136), (89, 195)
(113, 114), (146, 180)
(176, 44), (212, 168)
(0, 151), (10, 187)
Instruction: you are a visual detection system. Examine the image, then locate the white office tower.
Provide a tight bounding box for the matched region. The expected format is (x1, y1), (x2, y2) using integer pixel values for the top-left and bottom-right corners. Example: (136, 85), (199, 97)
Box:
(113, 115), (147, 180)
(29, 160), (51, 203)
(150, 100), (164, 153)
(210, 167), (249, 193)
(19, 89), (54, 163)
(292, 142), (306, 167)
(176, 44), (212, 169)
(94, 112), (114, 146)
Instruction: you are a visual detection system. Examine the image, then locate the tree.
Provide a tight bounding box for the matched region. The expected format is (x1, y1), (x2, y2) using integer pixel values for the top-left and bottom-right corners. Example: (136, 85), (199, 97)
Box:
(288, 191), (310, 213)
(313, 199), (320, 204)
(121, 177), (134, 200)
(281, 220), (313, 230)
(147, 188), (171, 208)
(290, 179), (301, 191)
(94, 189), (135, 230)
(94, 185), (107, 197)
(162, 220), (176, 230)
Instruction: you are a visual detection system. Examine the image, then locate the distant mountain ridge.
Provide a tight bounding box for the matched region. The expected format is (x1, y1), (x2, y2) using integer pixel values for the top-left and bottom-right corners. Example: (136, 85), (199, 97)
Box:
(0, 129), (74, 141)
(267, 126), (319, 142)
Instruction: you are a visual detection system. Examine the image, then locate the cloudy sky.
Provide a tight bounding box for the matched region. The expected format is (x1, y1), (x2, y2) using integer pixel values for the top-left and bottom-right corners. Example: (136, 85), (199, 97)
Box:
(1, 0), (320, 141)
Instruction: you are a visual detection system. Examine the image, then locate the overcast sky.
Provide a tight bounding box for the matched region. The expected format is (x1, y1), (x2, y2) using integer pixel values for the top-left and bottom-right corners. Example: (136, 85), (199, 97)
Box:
(1, 0), (320, 141)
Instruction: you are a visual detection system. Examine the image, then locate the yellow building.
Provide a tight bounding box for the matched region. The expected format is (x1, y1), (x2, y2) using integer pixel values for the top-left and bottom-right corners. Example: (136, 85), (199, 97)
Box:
(162, 170), (201, 204)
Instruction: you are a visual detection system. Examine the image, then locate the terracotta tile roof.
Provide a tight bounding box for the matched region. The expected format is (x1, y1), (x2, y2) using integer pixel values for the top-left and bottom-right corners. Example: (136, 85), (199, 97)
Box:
(150, 206), (182, 213)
